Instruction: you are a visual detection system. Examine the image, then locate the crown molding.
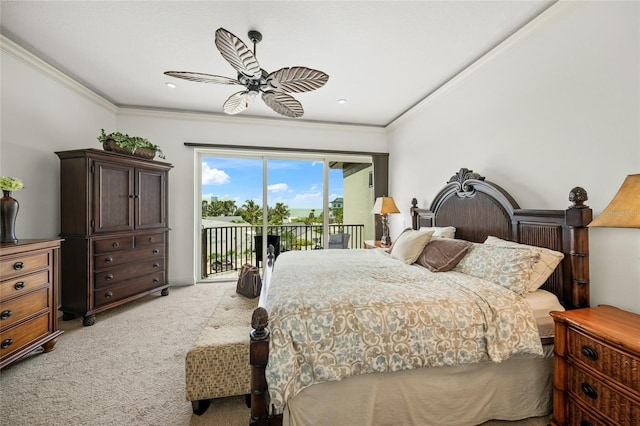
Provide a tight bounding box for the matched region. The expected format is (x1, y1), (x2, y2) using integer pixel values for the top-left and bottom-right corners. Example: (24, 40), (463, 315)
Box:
(386, 0), (577, 131)
(1, 34), (118, 114)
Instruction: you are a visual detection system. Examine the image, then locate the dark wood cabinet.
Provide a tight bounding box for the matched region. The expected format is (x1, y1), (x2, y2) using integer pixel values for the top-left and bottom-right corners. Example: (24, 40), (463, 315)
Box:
(0, 239), (63, 369)
(550, 305), (640, 426)
(56, 149), (172, 326)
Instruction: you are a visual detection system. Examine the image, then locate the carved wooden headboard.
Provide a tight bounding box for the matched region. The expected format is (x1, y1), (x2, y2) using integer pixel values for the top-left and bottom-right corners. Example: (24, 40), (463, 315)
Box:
(410, 168), (592, 310)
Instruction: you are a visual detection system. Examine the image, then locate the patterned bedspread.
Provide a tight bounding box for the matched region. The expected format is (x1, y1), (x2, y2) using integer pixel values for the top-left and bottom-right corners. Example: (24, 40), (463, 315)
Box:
(264, 249), (543, 414)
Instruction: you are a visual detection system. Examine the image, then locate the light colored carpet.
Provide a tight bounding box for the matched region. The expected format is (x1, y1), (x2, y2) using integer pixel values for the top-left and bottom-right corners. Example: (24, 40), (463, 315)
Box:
(0, 282), (550, 426)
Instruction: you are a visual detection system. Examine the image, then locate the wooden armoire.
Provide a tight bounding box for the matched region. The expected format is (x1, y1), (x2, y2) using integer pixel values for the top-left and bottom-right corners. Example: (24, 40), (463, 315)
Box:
(56, 148), (172, 326)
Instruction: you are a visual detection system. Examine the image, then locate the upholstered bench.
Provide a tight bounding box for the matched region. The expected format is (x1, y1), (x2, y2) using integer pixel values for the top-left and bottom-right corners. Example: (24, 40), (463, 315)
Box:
(185, 285), (259, 415)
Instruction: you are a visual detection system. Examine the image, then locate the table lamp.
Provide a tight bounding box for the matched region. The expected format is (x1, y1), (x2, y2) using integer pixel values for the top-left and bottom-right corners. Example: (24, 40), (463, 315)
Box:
(372, 196), (400, 246)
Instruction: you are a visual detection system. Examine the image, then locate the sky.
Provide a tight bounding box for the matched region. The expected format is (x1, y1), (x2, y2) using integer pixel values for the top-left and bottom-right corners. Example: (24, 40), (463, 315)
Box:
(201, 157), (343, 210)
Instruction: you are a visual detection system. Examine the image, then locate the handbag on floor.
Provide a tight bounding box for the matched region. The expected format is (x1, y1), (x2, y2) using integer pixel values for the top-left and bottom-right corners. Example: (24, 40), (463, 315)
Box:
(236, 263), (262, 298)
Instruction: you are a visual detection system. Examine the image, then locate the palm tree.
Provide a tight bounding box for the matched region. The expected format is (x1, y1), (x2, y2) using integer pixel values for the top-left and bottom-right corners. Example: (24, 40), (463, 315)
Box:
(269, 202), (290, 224)
(240, 199), (262, 224)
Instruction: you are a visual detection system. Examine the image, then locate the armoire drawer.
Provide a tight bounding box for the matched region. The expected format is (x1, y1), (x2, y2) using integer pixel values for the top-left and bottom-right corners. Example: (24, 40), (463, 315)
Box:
(0, 287), (50, 330)
(0, 313), (50, 359)
(94, 258), (165, 289)
(94, 245), (164, 269)
(135, 233), (165, 247)
(0, 270), (50, 300)
(0, 251), (51, 280)
(93, 237), (134, 254)
(94, 272), (165, 307)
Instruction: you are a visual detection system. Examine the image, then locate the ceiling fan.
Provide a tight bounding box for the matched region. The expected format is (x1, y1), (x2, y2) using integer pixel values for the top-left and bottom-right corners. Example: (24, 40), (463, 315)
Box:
(164, 28), (329, 119)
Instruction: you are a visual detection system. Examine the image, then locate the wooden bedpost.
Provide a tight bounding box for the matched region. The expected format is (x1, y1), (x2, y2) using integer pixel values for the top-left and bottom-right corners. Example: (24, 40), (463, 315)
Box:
(250, 307), (270, 425)
(565, 186), (592, 309)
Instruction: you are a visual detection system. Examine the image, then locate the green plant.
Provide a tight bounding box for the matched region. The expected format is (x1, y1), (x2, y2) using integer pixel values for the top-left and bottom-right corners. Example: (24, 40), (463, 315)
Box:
(0, 176), (24, 192)
(98, 129), (165, 159)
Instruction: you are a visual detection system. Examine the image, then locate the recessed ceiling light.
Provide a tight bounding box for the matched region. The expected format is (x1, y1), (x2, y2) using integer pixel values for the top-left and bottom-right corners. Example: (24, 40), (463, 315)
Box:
(337, 99), (347, 104)
(166, 82), (177, 89)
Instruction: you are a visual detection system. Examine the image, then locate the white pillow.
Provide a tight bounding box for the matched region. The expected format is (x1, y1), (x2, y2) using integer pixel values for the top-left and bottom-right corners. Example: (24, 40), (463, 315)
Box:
(390, 229), (435, 264)
(453, 243), (540, 295)
(484, 236), (564, 292)
(419, 226), (456, 239)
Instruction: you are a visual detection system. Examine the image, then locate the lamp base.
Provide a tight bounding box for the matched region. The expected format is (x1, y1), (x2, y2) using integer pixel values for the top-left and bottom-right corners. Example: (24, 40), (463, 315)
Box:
(381, 235), (391, 247)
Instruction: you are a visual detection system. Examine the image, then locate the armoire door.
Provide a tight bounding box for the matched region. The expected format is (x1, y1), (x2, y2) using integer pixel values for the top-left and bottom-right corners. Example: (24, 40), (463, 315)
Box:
(92, 160), (135, 233)
(135, 167), (167, 229)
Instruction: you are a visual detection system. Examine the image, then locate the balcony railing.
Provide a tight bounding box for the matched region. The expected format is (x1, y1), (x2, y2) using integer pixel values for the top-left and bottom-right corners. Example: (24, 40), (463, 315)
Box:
(201, 224), (364, 278)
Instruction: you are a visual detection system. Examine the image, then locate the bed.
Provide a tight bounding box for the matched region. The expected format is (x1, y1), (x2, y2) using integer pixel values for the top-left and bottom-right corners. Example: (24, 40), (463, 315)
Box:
(249, 168), (592, 426)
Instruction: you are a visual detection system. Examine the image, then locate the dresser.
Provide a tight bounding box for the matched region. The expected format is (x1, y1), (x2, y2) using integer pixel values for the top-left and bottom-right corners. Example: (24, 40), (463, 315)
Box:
(56, 148), (173, 326)
(550, 305), (640, 426)
(0, 239), (63, 369)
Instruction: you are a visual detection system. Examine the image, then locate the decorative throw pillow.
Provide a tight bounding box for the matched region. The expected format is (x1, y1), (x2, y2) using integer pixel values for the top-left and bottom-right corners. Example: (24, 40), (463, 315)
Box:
(390, 229), (435, 264)
(415, 238), (473, 272)
(453, 243), (540, 295)
(484, 236), (564, 292)
(419, 226), (456, 239)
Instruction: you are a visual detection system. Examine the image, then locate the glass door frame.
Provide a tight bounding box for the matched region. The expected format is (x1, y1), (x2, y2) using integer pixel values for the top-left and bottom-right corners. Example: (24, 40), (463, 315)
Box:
(194, 148), (372, 283)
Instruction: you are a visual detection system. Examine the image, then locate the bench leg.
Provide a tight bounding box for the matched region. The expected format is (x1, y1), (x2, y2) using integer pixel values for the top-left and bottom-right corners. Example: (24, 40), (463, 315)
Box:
(191, 399), (211, 416)
(245, 393), (251, 408)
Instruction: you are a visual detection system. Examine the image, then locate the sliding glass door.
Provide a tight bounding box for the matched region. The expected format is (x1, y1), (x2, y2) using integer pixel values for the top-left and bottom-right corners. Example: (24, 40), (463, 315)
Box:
(197, 149), (373, 282)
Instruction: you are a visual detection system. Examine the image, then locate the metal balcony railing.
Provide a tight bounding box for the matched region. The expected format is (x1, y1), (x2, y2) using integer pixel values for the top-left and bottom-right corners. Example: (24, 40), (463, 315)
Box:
(200, 224), (364, 278)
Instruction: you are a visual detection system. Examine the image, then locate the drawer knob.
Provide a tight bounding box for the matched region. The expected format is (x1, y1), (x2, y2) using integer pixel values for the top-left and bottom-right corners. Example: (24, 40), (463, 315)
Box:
(105, 257), (113, 264)
(153, 278), (160, 283)
(581, 382), (598, 399)
(581, 345), (598, 361)
(105, 291), (113, 299)
(148, 237), (155, 243)
(0, 310), (12, 320)
(153, 262), (160, 268)
(152, 249), (160, 254)
(12, 261), (24, 271)
(105, 274), (114, 281)
(112, 242), (119, 248)
(14, 281), (25, 290)
(1, 338), (13, 349)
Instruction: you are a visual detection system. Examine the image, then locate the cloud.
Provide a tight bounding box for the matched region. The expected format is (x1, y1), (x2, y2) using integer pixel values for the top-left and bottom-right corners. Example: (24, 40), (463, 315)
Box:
(293, 192), (322, 202)
(202, 162), (230, 184)
(268, 183), (289, 192)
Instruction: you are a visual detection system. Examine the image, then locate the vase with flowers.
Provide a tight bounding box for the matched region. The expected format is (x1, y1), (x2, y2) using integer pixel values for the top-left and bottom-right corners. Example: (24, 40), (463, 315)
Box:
(0, 176), (24, 243)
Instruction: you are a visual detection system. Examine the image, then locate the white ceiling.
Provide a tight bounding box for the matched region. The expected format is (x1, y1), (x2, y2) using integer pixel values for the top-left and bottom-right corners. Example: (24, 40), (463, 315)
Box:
(0, 1), (555, 127)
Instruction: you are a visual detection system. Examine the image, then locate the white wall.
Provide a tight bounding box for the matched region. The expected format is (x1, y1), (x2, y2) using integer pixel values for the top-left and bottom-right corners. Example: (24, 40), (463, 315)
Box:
(387, 1), (640, 313)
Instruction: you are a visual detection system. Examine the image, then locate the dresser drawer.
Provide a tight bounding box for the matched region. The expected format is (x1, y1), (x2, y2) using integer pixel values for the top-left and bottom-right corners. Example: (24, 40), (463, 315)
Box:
(93, 237), (134, 254)
(94, 272), (165, 307)
(0, 251), (51, 281)
(0, 313), (50, 359)
(135, 233), (165, 247)
(94, 258), (165, 289)
(0, 287), (50, 330)
(568, 328), (640, 392)
(0, 270), (50, 301)
(94, 245), (164, 269)
(568, 363), (640, 424)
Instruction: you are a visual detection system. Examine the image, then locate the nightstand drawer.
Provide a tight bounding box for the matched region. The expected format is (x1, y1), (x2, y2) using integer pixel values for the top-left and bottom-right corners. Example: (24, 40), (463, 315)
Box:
(568, 328), (640, 392)
(0, 270), (50, 300)
(568, 363), (640, 424)
(0, 313), (50, 359)
(569, 399), (610, 426)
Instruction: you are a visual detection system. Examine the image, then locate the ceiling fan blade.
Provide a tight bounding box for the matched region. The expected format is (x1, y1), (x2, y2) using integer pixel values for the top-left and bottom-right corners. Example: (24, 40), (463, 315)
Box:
(223, 90), (258, 115)
(266, 67), (329, 93)
(215, 28), (262, 79)
(164, 71), (240, 85)
(261, 91), (304, 118)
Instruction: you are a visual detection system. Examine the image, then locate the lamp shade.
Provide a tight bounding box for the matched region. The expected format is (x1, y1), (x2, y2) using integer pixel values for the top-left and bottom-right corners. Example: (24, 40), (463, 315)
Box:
(372, 196), (400, 215)
(589, 174), (640, 228)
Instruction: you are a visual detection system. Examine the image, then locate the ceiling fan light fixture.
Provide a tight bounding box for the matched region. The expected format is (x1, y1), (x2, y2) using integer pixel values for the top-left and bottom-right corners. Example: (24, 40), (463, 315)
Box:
(165, 82), (177, 89)
(164, 27), (329, 118)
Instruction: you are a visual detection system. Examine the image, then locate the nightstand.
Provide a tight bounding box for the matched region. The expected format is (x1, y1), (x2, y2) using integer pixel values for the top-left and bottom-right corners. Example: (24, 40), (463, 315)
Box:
(363, 240), (390, 249)
(550, 305), (640, 426)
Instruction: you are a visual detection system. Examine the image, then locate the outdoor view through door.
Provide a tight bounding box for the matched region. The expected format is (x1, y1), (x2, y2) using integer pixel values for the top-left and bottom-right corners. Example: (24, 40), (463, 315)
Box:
(199, 152), (374, 280)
